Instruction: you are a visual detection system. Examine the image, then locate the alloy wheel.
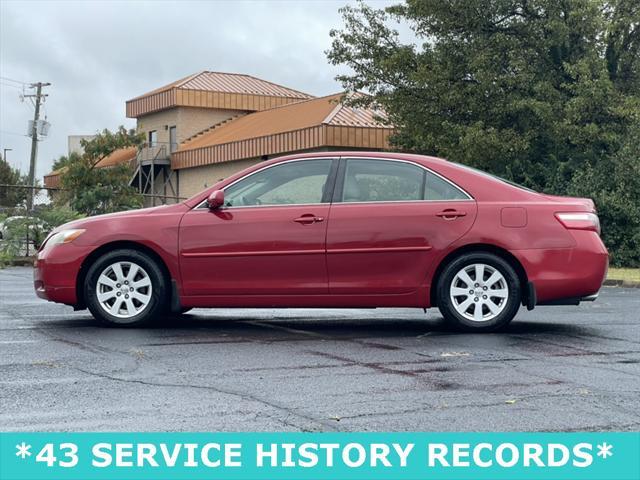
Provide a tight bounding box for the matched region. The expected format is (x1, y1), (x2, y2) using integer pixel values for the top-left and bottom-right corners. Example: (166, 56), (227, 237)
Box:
(449, 263), (509, 322)
(96, 261), (153, 319)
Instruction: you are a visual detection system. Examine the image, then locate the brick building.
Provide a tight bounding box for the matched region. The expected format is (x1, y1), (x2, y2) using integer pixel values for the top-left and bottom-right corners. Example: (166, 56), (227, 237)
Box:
(44, 71), (393, 204)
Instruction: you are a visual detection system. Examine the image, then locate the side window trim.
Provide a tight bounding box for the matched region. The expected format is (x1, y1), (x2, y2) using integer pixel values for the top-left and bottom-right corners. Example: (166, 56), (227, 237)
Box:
(331, 158), (347, 204)
(321, 158), (340, 203)
(195, 158), (339, 210)
(332, 157), (473, 204)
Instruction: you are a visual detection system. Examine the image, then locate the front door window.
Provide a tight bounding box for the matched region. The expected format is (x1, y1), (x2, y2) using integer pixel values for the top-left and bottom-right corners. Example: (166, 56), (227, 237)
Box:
(224, 159), (333, 207)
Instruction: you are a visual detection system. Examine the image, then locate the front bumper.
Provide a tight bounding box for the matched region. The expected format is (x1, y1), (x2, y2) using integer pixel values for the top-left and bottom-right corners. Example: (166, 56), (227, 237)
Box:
(33, 243), (92, 305)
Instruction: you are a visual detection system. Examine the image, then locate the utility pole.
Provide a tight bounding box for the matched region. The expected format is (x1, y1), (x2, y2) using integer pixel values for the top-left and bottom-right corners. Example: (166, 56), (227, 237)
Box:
(24, 82), (50, 211)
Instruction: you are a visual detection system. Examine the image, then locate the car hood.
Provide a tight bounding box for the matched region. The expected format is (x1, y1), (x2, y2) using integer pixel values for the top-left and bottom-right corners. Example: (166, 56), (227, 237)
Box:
(51, 203), (188, 233)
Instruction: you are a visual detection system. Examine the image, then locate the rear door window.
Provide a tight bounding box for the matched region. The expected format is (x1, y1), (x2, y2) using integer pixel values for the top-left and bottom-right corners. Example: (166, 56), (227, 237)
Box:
(339, 159), (469, 202)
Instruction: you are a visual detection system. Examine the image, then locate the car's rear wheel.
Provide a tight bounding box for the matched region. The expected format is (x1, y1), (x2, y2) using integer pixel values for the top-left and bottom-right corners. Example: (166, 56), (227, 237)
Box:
(436, 252), (521, 332)
(84, 249), (168, 327)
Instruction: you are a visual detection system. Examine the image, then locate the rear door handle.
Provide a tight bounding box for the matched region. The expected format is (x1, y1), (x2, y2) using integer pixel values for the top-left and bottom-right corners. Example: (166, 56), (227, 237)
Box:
(436, 209), (467, 220)
(293, 215), (324, 225)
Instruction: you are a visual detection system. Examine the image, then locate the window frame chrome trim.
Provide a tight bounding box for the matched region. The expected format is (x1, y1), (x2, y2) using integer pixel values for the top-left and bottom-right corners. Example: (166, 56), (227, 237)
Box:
(195, 157), (338, 209)
(335, 156), (474, 204)
(194, 155), (474, 210)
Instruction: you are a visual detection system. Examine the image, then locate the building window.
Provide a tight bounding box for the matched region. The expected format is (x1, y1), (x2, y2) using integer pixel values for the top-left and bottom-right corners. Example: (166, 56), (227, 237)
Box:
(169, 126), (177, 153)
(148, 130), (157, 148)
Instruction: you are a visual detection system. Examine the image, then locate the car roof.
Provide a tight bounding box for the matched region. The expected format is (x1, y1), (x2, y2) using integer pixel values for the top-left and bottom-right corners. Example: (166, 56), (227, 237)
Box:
(273, 150), (450, 165)
(184, 150), (538, 207)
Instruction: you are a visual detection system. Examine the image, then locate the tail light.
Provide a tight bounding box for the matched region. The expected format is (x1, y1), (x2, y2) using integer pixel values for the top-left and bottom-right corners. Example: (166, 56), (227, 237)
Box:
(555, 212), (600, 234)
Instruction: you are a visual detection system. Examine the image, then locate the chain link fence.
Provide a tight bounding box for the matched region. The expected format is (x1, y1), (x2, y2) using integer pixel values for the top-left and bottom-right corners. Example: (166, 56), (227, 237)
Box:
(0, 184), (187, 262)
(0, 185), (53, 259)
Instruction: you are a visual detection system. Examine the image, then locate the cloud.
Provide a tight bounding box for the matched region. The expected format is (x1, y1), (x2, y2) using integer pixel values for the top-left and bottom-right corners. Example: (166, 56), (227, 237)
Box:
(0, 0), (391, 180)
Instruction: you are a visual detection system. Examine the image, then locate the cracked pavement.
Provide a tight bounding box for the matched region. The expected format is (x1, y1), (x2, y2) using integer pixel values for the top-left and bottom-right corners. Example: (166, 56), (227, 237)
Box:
(1, 267), (639, 431)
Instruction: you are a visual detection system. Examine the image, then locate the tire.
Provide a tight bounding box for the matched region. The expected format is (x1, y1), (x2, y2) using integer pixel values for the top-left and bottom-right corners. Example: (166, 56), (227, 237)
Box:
(436, 252), (521, 332)
(84, 249), (168, 327)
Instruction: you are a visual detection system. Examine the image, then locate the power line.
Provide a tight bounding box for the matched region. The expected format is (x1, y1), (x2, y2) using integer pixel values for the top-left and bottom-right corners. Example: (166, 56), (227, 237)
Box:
(0, 81), (24, 90)
(0, 76), (28, 85)
(0, 129), (27, 137)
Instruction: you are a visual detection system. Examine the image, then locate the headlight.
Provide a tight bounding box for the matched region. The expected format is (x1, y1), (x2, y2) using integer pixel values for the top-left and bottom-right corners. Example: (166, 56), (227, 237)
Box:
(43, 229), (86, 248)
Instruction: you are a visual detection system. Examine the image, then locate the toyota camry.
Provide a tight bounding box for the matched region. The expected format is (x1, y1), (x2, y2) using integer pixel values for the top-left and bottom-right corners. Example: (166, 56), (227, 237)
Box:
(34, 152), (608, 331)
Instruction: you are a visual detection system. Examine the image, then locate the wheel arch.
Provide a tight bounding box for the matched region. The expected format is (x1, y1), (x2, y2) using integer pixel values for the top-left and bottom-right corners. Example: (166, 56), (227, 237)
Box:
(430, 243), (530, 307)
(75, 240), (173, 309)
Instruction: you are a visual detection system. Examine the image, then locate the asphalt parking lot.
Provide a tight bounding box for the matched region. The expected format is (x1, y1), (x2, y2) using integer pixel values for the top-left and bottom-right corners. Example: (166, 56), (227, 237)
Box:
(1, 266), (638, 432)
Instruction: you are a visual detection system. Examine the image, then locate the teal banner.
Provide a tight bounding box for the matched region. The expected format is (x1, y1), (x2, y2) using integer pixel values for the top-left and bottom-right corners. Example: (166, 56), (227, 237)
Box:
(1, 432), (638, 480)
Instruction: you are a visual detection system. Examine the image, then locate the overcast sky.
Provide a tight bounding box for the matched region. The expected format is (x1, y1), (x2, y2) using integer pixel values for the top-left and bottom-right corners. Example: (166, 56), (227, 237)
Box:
(0, 0), (395, 181)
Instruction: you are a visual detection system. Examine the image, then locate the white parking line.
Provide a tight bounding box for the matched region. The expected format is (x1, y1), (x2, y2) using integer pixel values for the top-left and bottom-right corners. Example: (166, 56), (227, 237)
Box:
(0, 340), (40, 344)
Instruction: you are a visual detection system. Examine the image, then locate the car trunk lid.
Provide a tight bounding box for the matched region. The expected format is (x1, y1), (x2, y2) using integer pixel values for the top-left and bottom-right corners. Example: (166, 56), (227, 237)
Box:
(539, 194), (596, 212)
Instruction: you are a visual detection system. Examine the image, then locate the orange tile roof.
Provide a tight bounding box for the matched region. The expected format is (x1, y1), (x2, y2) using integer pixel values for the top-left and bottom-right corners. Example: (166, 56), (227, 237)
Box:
(179, 93), (389, 151)
(44, 148), (138, 186)
(45, 147), (138, 183)
(126, 72), (314, 118)
(93, 146), (138, 168)
(46, 94), (391, 179)
(129, 71), (313, 101)
(172, 93), (393, 169)
(128, 72), (199, 99)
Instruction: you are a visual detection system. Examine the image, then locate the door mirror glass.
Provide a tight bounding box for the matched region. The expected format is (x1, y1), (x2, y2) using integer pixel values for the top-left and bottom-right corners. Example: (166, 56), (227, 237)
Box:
(207, 190), (225, 209)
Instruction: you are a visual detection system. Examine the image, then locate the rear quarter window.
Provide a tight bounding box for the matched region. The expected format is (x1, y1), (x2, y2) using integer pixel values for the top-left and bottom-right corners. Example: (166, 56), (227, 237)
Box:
(424, 171), (469, 200)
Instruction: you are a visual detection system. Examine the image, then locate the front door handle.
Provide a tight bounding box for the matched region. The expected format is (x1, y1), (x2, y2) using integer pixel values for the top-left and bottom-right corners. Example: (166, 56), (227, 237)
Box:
(436, 209), (467, 220)
(293, 215), (324, 225)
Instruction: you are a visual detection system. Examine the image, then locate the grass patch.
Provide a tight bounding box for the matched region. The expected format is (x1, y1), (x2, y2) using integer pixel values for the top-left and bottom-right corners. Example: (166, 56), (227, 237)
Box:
(607, 268), (640, 283)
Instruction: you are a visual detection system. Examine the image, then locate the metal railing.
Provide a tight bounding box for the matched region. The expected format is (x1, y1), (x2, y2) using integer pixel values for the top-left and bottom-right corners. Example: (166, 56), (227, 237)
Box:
(138, 144), (169, 163)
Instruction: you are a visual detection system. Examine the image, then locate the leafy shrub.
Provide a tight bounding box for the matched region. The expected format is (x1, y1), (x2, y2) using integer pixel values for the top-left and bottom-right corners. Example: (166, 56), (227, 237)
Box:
(36, 205), (84, 229)
(0, 206), (85, 264)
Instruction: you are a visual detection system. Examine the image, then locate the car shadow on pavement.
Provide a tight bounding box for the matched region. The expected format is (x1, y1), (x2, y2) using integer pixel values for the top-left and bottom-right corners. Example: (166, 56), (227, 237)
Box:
(35, 313), (595, 338)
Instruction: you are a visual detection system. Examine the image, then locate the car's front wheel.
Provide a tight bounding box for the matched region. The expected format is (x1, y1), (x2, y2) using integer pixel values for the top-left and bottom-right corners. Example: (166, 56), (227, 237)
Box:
(436, 252), (521, 332)
(84, 249), (168, 327)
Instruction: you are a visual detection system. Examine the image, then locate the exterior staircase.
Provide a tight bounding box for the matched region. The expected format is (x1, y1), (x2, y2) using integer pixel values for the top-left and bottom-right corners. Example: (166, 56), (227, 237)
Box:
(181, 114), (243, 145)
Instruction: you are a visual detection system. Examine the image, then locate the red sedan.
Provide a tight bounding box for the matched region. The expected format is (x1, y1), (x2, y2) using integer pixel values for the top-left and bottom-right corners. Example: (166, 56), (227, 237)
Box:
(34, 152), (608, 331)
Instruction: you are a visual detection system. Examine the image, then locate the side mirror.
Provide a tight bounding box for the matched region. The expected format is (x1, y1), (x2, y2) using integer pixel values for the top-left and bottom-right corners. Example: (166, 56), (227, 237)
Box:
(207, 190), (225, 210)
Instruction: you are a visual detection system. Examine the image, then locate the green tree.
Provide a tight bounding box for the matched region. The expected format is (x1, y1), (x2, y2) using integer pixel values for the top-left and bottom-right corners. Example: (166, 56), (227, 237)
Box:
(328, 0), (640, 265)
(0, 153), (29, 209)
(327, 0), (639, 193)
(568, 121), (640, 267)
(51, 151), (81, 172)
(57, 127), (144, 216)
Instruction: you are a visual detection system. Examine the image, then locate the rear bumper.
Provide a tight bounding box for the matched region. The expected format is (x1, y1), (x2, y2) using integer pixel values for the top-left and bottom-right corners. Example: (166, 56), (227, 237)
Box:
(537, 293), (599, 306)
(581, 293), (599, 302)
(513, 231), (608, 305)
